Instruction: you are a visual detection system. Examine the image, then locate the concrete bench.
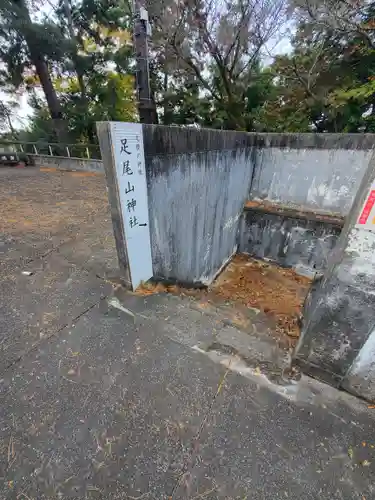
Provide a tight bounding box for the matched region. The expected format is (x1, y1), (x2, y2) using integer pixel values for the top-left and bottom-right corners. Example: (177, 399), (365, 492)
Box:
(0, 152), (34, 167)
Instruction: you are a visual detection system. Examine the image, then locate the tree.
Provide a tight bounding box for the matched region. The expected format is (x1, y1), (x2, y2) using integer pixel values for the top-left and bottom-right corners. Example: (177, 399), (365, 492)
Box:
(253, 0), (375, 132)
(0, 100), (19, 136)
(264, 0), (375, 132)
(11, 0), (137, 144)
(19, 1), (137, 143)
(149, 0), (290, 130)
(0, 0), (70, 140)
(54, 70), (136, 142)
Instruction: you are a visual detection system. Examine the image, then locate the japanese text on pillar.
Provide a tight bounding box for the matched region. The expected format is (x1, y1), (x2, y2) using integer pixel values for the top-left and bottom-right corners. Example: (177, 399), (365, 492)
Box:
(120, 136), (147, 229)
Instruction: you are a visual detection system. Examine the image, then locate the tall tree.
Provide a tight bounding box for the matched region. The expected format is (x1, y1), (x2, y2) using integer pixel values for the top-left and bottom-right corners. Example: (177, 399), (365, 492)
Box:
(21, 1), (137, 144)
(0, 100), (19, 136)
(255, 0), (375, 132)
(149, 0), (290, 130)
(0, 0), (70, 140)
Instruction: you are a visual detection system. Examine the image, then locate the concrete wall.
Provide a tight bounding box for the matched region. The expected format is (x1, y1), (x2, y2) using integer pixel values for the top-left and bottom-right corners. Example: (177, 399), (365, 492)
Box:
(140, 130), (375, 284)
(142, 125), (256, 285)
(340, 227), (375, 400)
(239, 205), (343, 274)
(31, 134), (375, 221)
(295, 225), (375, 391)
(294, 152), (375, 399)
(250, 134), (374, 216)
(345, 326), (375, 400)
(32, 154), (104, 173)
(35, 131), (375, 292)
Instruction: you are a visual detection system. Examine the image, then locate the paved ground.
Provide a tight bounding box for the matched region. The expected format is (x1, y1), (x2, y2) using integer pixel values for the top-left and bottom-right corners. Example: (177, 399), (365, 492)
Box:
(1, 167), (375, 499)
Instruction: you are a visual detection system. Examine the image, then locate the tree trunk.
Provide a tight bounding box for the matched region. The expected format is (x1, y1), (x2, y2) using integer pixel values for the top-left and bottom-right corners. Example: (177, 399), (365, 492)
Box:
(14, 0), (68, 143)
(6, 113), (16, 137)
(32, 55), (68, 143)
(163, 71), (169, 123)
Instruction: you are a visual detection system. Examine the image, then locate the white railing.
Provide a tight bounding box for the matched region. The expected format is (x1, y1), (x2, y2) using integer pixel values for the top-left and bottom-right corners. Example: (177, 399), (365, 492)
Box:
(0, 140), (101, 160)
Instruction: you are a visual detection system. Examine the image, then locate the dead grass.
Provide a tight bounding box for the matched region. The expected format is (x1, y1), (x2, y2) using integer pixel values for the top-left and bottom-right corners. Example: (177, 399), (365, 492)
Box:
(0, 168), (108, 234)
(211, 254), (311, 340)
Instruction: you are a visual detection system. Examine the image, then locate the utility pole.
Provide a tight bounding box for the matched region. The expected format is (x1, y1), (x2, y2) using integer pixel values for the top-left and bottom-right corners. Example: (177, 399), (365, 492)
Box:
(132, 0), (158, 124)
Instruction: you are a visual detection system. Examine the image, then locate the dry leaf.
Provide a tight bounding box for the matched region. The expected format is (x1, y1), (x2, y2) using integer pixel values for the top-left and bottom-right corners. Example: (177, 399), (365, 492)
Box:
(360, 460), (371, 467)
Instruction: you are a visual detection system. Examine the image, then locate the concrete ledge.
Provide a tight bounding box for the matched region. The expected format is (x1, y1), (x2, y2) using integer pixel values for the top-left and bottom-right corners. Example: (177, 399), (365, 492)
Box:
(244, 200), (345, 227)
(253, 132), (374, 150)
(31, 154), (104, 173)
(142, 125), (375, 155)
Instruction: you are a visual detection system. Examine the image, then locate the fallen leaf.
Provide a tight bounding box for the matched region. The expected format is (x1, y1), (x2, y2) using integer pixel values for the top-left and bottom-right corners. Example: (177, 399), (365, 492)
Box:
(360, 460), (371, 467)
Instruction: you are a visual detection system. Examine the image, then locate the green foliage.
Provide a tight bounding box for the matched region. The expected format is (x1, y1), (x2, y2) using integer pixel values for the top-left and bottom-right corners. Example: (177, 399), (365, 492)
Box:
(0, 0), (136, 143)
(3, 0), (375, 139)
(56, 71), (136, 142)
(260, 0), (375, 132)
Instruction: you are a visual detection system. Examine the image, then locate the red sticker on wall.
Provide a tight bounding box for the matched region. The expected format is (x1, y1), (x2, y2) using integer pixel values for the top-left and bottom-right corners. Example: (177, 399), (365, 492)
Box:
(358, 190), (375, 225)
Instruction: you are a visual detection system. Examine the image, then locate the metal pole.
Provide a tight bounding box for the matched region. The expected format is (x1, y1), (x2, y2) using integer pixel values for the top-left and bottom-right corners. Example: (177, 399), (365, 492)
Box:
(133, 0), (158, 124)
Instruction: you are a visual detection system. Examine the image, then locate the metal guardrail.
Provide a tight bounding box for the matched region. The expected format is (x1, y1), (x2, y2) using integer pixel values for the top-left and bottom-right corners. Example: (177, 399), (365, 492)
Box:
(0, 140), (102, 160)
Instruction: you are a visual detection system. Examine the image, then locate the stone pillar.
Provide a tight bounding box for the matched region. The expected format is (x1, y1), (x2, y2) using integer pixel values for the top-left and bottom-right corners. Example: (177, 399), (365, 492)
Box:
(96, 121), (153, 290)
(294, 149), (375, 387)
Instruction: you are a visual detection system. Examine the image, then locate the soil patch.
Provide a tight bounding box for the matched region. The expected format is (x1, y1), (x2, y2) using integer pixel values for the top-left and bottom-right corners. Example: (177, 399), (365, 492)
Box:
(136, 254), (312, 344)
(211, 254), (311, 340)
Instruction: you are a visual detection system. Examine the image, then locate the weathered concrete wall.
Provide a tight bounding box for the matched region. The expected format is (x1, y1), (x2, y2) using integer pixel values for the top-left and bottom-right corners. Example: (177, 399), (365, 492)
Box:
(340, 226), (375, 400)
(142, 125), (256, 285)
(250, 134), (374, 216)
(345, 327), (375, 401)
(32, 134), (375, 219)
(294, 150), (375, 397)
(239, 205), (343, 274)
(141, 129), (375, 284)
(32, 154), (104, 173)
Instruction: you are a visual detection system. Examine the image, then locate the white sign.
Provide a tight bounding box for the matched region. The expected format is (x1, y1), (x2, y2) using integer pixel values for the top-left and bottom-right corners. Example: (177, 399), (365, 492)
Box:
(110, 122), (153, 289)
(356, 179), (375, 232)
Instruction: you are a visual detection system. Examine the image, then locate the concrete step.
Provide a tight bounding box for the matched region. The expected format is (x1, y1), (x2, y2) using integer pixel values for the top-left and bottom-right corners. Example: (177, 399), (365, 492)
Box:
(111, 288), (292, 385)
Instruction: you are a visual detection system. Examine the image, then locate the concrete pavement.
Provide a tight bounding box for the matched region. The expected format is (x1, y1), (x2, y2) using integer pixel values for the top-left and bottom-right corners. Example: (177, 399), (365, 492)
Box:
(1, 168), (375, 499)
